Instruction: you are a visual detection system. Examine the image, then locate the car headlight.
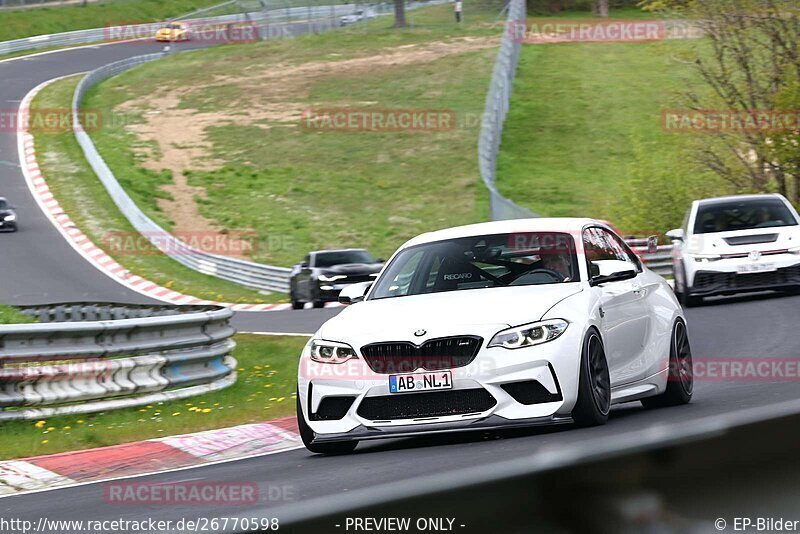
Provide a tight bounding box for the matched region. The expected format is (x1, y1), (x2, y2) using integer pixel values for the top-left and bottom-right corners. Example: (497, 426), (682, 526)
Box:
(309, 340), (358, 364)
(318, 274), (347, 282)
(488, 320), (568, 349)
(692, 253), (722, 263)
(4, 214), (16, 222)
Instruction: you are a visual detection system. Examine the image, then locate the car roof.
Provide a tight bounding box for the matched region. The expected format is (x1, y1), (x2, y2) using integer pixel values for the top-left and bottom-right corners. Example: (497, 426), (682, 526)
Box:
(695, 193), (786, 207)
(401, 217), (605, 248)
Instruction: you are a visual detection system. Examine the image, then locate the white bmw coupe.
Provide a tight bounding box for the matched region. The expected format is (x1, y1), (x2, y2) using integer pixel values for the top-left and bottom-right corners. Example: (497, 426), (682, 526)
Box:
(296, 218), (693, 454)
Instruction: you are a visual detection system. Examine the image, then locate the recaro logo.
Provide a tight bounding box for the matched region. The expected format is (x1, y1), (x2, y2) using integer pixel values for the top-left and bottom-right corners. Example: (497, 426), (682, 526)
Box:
(443, 273), (472, 281)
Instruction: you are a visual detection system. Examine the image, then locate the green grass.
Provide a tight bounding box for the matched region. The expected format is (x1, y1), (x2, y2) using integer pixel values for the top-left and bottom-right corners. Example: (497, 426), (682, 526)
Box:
(0, 0), (223, 42)
(496, 38), (712, 225)
(0, 334), (307, 460)
(0, 305), (35, 324)
(80, 0), (502, 266)
(32, 76), (285, 304)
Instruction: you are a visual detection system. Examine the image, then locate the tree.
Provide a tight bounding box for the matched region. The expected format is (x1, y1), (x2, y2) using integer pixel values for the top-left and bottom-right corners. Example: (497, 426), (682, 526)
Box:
(394, 0), (407, 28)
(594, 0), (609, 17)
(675, 0), (800, 205)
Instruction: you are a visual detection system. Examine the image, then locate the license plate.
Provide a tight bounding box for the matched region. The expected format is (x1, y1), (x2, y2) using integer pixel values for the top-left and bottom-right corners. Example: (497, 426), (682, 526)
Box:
(389, 371), (452, 394)
(737, 262), (776, 274)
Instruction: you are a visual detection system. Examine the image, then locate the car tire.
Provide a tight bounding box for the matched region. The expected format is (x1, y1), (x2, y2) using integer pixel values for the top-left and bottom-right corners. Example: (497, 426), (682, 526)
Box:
(571, 328), (610, 427)
(297, 394), (358, 455)
(290, 293), (305, 310)
(312, 300), (325, 309)
(642, 319), (693, 409)
(677, 263), (702, 307)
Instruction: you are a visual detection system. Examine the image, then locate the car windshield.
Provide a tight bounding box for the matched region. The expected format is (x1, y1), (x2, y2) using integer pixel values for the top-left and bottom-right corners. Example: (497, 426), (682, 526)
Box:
(693, 199), (798, 234)
(370, 232), (579, 300)
(0, 200), (7, 210)
(314, 250), (375, 267)
(167, 23), (182, 29)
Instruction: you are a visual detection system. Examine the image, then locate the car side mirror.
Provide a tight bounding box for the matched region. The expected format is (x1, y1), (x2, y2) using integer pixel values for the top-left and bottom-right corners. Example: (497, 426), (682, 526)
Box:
(300, 262), (309, 269)
(589, 260), (637, 286)
(666, 229), (685, 242)
(338, 281), (372, 305)
(646, 235), (658, 254)
(376, 258), (385, 263)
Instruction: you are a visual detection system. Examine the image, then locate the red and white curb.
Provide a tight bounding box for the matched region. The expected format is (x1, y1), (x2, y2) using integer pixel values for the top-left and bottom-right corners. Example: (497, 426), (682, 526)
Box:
(16, 77), (340, 313)
(0, 417), (301, 497)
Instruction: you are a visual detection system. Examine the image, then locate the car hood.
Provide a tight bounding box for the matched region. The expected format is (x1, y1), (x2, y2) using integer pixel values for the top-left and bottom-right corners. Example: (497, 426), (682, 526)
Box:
(0, 210), (14, 218)
(689, 226), (800, 254)
(320, 263), (382, 275)
(317, 284), (582, 340)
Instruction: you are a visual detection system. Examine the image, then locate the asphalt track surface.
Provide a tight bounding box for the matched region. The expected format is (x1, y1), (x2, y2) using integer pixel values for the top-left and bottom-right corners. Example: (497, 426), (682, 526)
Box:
(3, 33), (800, 530)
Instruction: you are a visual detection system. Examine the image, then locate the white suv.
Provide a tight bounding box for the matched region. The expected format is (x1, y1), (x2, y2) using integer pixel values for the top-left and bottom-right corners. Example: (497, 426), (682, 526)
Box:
(668, 194), (800, 307)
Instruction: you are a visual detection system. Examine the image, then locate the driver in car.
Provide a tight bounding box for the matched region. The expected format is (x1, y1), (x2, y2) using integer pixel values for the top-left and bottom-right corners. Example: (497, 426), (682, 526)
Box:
(538, 250), (573, 282)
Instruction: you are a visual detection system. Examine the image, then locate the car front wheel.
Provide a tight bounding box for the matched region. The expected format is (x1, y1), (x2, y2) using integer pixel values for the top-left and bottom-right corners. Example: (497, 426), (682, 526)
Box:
(571, 328), (610, 427)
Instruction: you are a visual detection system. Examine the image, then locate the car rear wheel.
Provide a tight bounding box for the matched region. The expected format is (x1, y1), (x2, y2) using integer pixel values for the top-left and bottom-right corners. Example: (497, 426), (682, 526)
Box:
(571, 329), (610, 427)
(290, 295), (305, 310)
(312, 300), (325, 308)
(642, 319), (693, 409)
(297, 394), (358, 455)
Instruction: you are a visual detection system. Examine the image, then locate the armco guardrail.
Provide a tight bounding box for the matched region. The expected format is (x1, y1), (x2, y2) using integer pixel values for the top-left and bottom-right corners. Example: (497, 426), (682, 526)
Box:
(0, 303), (236, 421)
(72, 54), (293, 294)
(478, 0), (536, 221)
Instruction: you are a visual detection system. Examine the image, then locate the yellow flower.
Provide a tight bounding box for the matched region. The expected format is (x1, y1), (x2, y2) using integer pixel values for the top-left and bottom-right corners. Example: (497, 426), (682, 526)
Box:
(63, 426), (71, 430)
(77, 420), (85, 424)
(47, 427), (55, 431)
(41, 440), (49, 445)
(277, 397), (285, 402)
(34, 420), (46, 428)
(172, 412), (181, 417)
(202, 408), (211, 413)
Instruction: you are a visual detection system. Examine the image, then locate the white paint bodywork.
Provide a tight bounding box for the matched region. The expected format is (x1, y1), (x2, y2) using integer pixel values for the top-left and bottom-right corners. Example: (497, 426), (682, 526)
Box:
(671, 194), (800, 295)
(298, 218), (683, 438)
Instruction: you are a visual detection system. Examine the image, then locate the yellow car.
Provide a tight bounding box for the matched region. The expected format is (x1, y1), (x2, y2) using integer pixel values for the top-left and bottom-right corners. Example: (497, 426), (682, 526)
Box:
(155, 22), (190, 42)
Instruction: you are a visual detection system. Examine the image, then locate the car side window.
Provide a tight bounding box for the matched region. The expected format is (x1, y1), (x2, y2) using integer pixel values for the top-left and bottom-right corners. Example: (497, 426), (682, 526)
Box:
(583, 227), (640, 277)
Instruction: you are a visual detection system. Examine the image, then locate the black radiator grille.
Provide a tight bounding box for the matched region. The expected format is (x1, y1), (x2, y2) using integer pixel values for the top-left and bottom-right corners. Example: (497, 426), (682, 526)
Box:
(360, 336), (482, 374)
(356, 389), (496, 421)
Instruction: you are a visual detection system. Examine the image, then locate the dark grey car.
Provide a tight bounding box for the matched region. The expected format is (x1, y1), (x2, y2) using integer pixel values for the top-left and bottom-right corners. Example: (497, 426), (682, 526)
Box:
(289, 249), (383, 309)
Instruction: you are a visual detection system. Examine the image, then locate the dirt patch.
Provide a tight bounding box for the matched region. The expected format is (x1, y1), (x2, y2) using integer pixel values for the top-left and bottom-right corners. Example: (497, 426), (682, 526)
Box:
(119, 36), (499, 242)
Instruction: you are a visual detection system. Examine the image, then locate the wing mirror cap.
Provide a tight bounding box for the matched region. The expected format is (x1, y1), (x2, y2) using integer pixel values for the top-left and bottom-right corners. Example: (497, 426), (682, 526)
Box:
(666, 229), (685, 242)
(338, 281), (372, 305)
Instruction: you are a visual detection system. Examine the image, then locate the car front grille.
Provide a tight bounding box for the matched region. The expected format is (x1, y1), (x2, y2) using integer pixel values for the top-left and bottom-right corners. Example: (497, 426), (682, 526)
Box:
(360, 336), (482, 374)
(356, 388), (496, 421)
(694, 264), (800, 291)
(723, 234), (778, 246)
